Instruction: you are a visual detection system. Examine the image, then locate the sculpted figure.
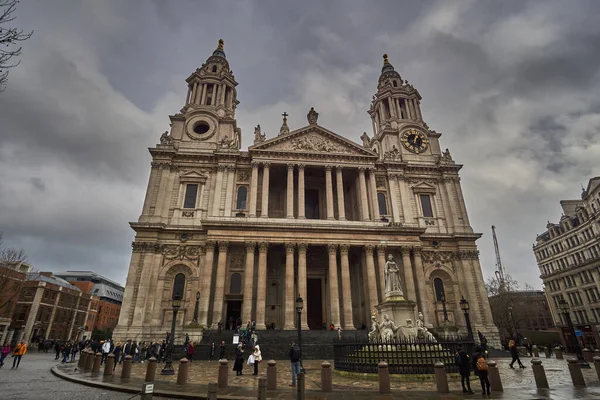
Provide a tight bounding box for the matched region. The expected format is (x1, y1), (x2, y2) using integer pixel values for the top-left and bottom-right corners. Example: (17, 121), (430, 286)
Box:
(160, 131), (172, 145)
(254, 125), (266, 143)
(416, 312), (437, 342)
(360, 132), (371, 147)
(384, 254), (404, 296)
(379, 314), (399, 342)
(368, 313), (380, 342)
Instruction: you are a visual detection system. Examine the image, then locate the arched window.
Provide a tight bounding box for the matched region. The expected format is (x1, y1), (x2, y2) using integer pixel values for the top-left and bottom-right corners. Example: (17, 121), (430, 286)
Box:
(172, 273), (186, 300)
(212, 65), (217, 73)
(434, 278), (445, 302)
(393, 80), (398, 87)
(230, 273), (242, 294)
(377, 193), (388, 216)
(236, 186), (248, 210)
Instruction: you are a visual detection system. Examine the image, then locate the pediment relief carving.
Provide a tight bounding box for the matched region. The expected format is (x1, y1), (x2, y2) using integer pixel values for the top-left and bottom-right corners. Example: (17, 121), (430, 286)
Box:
(179, 169), (209, 183)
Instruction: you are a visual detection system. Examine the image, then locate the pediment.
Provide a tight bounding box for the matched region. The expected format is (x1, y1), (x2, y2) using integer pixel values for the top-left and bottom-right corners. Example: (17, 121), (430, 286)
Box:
(179, 169), (208, 182)
(249, 125), (376, 157)
(410, 181), (437, 192)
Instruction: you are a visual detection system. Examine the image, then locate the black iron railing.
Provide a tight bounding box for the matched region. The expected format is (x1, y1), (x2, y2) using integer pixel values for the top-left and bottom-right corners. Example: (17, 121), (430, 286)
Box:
(333, 336), (475, 374)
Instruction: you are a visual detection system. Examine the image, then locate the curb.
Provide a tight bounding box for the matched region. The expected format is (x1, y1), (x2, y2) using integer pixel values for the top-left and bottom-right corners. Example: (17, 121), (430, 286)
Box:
(50, 366), (255, 399)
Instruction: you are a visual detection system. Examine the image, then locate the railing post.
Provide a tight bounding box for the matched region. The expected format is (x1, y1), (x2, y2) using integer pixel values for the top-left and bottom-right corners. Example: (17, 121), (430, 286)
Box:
(533, 346), (539, 358)
(104, 353), (114, 376)
(266, 360), (277, 390)
(434, 362), (449, 393)
(594, 356), (600, 381)
(531, 358), (549, 389)
(121, 355), (133, 379)
(296, 372), (305, 400)
(555, 347), (563, 360)
(567, 357), (586, 387)
(145, 357), (157, 382)
(486, 360), (503, 392)
(218, 359), (228, 388)
(583, 348), (593, 363)
(257, 377), (267, 400)
(92, 352), (102, 373)
(78, 350), (87, 368)
(177, 358), (189, 385)
(207, 382), (218, 400)
(378, 361), (391, 394)
(84, 350), (95, 371)
(321, 361), (332, 392)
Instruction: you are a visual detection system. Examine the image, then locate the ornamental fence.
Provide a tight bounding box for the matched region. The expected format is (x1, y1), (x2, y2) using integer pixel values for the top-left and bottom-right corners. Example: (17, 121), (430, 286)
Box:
(333, 336), (475, 374)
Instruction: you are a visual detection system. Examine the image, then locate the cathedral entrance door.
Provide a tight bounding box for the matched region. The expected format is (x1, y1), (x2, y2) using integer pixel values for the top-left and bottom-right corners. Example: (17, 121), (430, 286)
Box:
(307, 278), (323, 329)
(225, 301), (242, 329)
(305, 189), (320, 219)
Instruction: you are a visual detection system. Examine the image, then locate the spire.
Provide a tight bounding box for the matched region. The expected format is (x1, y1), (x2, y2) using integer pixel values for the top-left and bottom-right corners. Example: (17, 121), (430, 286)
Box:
(279, 111), (290, 136)
(212, 38), (226, 59)
(379, 53), (401, 81)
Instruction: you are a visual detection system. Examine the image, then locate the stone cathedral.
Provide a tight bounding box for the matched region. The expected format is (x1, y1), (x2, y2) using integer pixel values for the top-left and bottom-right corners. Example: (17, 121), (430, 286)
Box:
(113, 40), (499, 346)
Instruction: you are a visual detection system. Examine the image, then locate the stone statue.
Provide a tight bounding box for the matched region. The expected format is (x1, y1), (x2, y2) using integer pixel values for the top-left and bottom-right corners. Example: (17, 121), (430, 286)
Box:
(360, 132), (371, 148)
(379, 314), (400, 342)
(254, 125), (266, 144)
(160, 131), (172, 145)
(416, 312), (437, 342)
(368, 313), (380, 342)
(307, 107), (319, 124)
(384, 254), (404, 298)
(442, 148), (452, 161)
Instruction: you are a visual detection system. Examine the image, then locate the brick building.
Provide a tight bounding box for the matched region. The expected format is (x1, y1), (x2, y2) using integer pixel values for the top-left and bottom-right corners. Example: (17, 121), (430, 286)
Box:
(0, 265), (27, 344)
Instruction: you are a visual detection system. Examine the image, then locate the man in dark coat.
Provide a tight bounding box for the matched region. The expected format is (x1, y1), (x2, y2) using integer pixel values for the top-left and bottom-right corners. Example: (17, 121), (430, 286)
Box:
(456, 348), (473, 393)
(233, 344), (244, 375)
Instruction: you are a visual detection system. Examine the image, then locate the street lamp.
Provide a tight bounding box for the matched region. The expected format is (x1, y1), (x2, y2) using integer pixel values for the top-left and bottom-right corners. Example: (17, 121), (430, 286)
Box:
(508, 305), (517, 344)
(558, 299), (590, 369)
(296, 296), (304, 371)
(161, 296), (182, 375)
(460, 296), (473, 341)
(192, 291), (200, 324)
(440, 292), (449, 322)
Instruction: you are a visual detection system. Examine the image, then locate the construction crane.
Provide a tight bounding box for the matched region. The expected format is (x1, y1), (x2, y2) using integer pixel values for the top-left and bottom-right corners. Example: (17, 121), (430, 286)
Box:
(492, 225), (507, 292)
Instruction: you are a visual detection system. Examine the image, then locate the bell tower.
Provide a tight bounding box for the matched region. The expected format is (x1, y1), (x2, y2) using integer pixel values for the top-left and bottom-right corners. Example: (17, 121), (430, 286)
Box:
(166, 39), (242, 150)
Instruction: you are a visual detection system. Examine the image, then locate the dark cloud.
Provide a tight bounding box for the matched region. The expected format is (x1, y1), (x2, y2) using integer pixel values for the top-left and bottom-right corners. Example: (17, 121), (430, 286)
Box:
(1, 0), (599, 287)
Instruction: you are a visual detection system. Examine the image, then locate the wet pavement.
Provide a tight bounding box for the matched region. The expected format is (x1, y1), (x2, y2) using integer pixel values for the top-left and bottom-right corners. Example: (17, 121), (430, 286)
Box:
(51, 353), (600, 399)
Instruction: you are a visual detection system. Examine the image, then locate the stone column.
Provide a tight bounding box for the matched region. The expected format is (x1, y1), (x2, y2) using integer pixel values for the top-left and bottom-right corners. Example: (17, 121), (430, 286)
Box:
(297, 164), (305, 219)
(255, 242), (269, 330)
(335, 167), (346, 220)
(387, 175), (401, 223)
(286, 163), (295, 218)
(260, 162), (270, 218)
(224, 166), (235, 217)
(409, 98), (416, 120)
(339, 245), (355, 330)
(413, 247), (431, 323)
(328, 244), (341, 328)
(67, 295), (82, 340)
(45, 291), (62, 339)
(388, 97), (396, 118)
(376, 246), (387, 302)
(199, 241), (215, 326)
(398, 176), (413, 224)
(358, 167), (370, 221)
(22, 285), (45, 343)
(365, 245), (379, 313)
(200, 84), (207, 105)
(211, 241), (229, 327)
(325, 165), (335, 220)
(284, 243), (296, 329)
(454, 178), (471, 227)
(242, 242), (256, 324)
(401, 246), (417, 302)
(249, 162), (259, 217)
(211, 166), (224, 216)
(368, 168), (380, 220)
(297, 243), (309, 329)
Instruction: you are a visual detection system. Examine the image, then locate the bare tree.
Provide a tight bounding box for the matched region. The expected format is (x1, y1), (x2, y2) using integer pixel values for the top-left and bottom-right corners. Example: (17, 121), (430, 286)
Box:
(485, 273), (520, 296)
(0, 0), (33, 91)
(0, 232), (28, 267)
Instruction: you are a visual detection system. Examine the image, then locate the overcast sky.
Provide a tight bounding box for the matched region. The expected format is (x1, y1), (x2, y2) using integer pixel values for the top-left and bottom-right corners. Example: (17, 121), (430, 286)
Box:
(1, 0), (599, 289)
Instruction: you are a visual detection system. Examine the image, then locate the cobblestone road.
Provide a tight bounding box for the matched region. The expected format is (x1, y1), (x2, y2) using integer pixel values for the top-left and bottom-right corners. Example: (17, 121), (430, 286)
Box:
(0, 352), (132, 400)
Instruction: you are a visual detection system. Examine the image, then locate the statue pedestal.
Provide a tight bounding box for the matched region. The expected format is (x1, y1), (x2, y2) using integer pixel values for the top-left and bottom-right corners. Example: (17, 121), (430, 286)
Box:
(376, 299), (417, 331)
(431, 323), (459, 340)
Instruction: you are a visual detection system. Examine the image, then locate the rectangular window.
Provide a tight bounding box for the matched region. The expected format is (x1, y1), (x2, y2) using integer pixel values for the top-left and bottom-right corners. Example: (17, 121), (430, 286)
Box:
(183, 184), (198, 209)
(420, 194), (433, 218)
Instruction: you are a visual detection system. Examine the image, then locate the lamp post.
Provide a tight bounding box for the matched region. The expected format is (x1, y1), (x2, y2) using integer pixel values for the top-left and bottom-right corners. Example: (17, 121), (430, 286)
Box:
(161, 296), (182, 375)
(508, 305), (518, 345)
(192, 291), (200, 324)
(296, 296), (304, 372)
(558, 299), (590, 369)
(460, 296), (473, 341)
(440, 292), (449, 322)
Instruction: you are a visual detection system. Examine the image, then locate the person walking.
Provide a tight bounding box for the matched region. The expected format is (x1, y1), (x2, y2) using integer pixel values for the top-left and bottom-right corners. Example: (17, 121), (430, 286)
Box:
(0, 343), (10, 367)
(121, 340), (131, 364)
(233, 344), (244, 376)
(219, 341), (226, 360)
(472, 345), (490, 396)
(101, 340), (111, 365)
(289, 342), (301, 387)
(217, 321), (223, 334)
(252, 345), (262, 376)
(61, 342), (71, 363)
(71, 342), (78, 362)
(209, 342), (215, 361)
(11, 340), (27, 369)
(186, 341), (195, 362)
(456, 348), (474, 394)
(54, 341), (61, 360)
(508, 340), (525, 369)
(113, 343), (122, 371)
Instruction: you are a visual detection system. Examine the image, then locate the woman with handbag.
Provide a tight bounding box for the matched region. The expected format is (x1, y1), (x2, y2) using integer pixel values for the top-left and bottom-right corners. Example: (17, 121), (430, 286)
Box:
(252, 345), (262, 376)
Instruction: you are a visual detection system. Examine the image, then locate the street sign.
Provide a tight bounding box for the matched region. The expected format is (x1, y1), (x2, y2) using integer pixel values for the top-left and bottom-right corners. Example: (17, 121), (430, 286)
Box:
(233, 334), (239, 344)
(575, 330), (583, 337)
(145, 383), (154, 393)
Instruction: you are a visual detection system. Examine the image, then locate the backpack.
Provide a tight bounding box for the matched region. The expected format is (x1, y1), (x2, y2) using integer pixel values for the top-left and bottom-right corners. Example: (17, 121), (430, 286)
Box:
(476, 357), (488, 371)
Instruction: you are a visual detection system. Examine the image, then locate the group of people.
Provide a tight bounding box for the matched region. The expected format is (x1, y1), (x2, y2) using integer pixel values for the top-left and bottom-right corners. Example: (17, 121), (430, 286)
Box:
(0, 341), (27, 369)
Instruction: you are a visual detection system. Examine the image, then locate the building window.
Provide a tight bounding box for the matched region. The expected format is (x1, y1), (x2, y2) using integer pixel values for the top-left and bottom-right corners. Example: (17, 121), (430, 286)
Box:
(433, 278), (445, 301)
(172, 273), (186, 300)
(420, 194), (434, 218)
(183, 184), (198, 209)
(377, 193), (388, 216)
(236, 186), (248, 210)
(230, 273), (242, 294)
(212, 65), (217, 73)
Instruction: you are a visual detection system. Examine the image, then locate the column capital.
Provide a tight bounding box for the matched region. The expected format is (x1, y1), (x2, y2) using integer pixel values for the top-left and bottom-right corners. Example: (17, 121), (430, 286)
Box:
(325, 165), (332, 172)
(245, 241), (256, 252)
(400, 246), (411, 256)
(367, 166), (376, 172)
(339, 244), (350, 254)
(251, 161), (260, 168)
(217, 165), (227, 172)
(336, 165), (343, 171)
(327, 243), (338, 255)
(297, 242), (308, 253)
(412, 246), (423, 256)
(218, 241), (229, 251)
(358, 166), (367, 172)
(376, 245), (386, 256)
(287, 163), (295, 171)
(285, 242), (295, 253)
(205, 240), (216, 250)
(258, 241), (269, 253)
(225, 164), (236, 171)
(262, 161), (271, 168)
(297, 163), (305, 170)
(365, 244), (374, 255)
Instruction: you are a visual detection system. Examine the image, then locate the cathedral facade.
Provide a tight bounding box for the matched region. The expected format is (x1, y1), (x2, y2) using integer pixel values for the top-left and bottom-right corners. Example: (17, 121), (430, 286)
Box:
(113, 40), (499, 345)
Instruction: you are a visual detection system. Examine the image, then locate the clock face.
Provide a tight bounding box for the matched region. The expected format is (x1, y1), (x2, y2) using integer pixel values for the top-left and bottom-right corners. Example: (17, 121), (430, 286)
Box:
(401, 129), (429, 154)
